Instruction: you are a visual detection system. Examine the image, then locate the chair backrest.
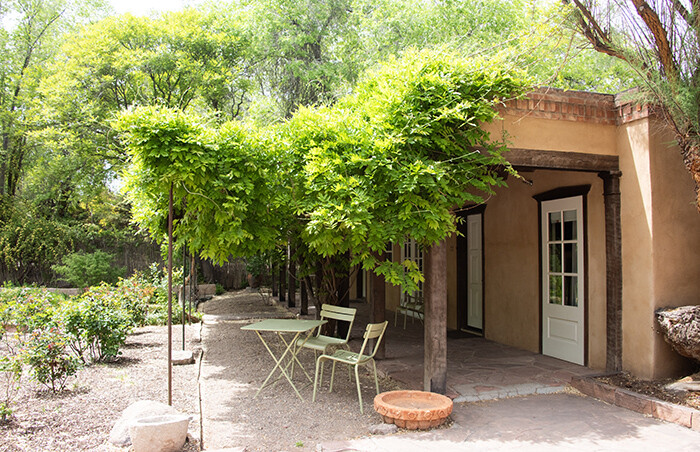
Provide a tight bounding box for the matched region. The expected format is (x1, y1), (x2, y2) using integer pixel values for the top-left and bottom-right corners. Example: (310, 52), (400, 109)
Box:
(402, 293), (423, 307)
(319, 304), (357, 341)
(355, 321), (388, 361)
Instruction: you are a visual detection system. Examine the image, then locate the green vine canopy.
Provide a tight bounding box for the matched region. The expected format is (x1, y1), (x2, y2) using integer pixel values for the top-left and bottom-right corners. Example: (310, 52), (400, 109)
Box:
(116, 49), (527, 292)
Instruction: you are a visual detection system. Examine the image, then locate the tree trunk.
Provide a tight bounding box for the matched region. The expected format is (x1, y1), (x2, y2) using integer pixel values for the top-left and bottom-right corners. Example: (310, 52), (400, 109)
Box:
(287, 244), (296, 308)
(300, 279), (308, 315)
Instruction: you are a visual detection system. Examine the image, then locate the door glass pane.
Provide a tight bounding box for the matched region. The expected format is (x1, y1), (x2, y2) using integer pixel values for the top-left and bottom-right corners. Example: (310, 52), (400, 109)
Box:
(564, 276), (578, 306)
(564, 243), (577, 273)
(563, 210), (577, 240)
(549, 275), (562, 305)
(549, 244), (561, 272)
(548, 212), (562, 241)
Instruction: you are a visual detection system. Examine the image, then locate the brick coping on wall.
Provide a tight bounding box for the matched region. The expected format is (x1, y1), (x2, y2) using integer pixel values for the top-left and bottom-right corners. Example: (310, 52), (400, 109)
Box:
(501, 87), (650, 126)
(570, 376), (700, 431)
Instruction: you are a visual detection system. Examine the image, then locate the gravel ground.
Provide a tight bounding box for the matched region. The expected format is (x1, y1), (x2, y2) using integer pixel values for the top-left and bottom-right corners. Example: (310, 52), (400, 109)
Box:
(198, 289), (405, 451)
(1, 289), (407, 452)
(1, 325), (201, 452)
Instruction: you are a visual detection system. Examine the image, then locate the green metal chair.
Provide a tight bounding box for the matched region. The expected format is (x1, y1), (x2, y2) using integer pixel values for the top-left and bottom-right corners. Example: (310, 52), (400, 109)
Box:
(291, 304), (356, 381)
(394, 294), (424, 329)
(295, 304), (357, 354)
(312, 321), (388, 414)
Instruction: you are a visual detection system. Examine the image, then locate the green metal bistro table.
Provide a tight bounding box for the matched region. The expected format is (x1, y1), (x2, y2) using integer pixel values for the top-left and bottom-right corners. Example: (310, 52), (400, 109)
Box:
(241, 318), (326, 400)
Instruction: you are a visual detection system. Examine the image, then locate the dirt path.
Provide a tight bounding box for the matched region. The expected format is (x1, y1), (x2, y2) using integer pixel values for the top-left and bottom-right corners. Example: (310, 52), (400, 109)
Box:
(197, 289), (402, 451)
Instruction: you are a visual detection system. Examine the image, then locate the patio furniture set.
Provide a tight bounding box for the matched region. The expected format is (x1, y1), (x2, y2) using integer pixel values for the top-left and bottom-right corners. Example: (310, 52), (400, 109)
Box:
(242, 304), (388, 414)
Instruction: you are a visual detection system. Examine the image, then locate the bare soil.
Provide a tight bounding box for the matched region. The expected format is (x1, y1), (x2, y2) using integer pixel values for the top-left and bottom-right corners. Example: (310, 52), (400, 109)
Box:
(596, 371), (700, 410)
(197, 289), (406, 451)
(0, 290), (406, 452)
(1, 325), (202, 452)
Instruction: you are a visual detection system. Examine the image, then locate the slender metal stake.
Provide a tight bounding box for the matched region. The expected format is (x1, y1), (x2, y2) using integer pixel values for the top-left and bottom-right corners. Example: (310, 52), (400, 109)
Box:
(182, 245), (186, 351)
(167, 184), (173, 406)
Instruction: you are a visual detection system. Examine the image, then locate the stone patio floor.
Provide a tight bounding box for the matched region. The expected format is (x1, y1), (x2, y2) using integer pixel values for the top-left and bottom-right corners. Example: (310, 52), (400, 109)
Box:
(293, 299), (599, 403)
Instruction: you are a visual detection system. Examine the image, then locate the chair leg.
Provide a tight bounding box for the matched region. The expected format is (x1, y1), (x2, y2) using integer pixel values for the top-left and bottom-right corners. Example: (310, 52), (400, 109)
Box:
(394, 308), (398, 327)
(329, 361), (337, 393)
(354, 364), (363, 414)
(371, 358), (379, 395)
(319, 356), (325, 388)
(316, 351), (321, 386)
(313, 357), (324, 403)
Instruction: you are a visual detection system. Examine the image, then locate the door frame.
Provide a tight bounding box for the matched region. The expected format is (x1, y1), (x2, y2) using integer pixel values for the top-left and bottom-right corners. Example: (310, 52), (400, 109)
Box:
(534, 185), (590, 365)
(456, 205), (486, 334)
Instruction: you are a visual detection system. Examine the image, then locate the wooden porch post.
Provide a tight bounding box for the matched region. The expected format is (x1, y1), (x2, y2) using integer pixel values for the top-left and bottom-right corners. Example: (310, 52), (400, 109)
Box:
(424, 240), (447, 394)
(600, 171), (623, 372)
(370, 252), (386, 359)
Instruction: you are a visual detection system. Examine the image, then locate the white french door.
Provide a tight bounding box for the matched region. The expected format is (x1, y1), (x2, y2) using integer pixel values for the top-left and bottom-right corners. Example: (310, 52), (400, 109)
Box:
(541, 196), (585, 365)
(466, 214), (483, 330)
(402, 239), (423, 299)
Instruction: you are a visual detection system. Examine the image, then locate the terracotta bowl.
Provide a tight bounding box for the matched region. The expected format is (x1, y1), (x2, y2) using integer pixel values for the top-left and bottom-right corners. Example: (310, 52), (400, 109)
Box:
(373, 390), (453, 430)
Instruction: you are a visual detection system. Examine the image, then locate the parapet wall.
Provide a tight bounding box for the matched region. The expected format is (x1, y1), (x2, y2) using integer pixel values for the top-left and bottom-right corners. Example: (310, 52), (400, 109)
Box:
(501, 87), (650, 126)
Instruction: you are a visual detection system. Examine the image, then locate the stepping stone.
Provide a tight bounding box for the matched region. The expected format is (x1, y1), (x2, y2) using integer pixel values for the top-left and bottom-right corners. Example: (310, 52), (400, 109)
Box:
(369, 423), (398, 435)
(172, 350), (195, 365)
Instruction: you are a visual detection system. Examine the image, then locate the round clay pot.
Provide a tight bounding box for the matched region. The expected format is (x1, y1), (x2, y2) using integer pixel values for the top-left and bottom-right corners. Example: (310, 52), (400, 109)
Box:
(129, 414), (190, 452)
(373, 390), (453, 430)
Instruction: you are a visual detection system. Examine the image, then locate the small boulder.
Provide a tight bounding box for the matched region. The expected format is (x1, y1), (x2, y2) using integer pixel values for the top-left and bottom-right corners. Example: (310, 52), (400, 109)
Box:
(109, 400), (182, 446)
(655, 305), (700, 362)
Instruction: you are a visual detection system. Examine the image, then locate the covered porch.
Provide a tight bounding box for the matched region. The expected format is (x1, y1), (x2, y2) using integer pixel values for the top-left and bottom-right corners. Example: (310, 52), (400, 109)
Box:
(340, 300), (598, 401)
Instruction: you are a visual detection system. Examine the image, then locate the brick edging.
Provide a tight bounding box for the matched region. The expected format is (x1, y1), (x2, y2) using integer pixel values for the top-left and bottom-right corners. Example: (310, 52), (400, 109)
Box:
(571, 376), (700, 431)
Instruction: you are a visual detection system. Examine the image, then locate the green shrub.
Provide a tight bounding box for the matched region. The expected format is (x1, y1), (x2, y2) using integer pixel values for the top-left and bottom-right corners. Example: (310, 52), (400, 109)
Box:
(215, 283), (225, 295)
(60, 288), (133, 363)
(145, 298), (201, 326)
(0, 202), (76, 285)
(52, 251), (125, 288)
(0, 287), (63, 336)
(23, 327), (81, 392)
(0, 348), (22, 421)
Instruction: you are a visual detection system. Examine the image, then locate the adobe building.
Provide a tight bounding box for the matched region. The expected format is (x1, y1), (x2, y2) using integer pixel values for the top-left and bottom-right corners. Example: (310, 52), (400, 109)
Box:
(354, 87), (700, 385)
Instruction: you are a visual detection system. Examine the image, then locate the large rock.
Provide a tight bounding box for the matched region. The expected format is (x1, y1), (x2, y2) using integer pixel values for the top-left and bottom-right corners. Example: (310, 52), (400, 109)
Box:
(109, 400), (182, 446)
(656, 305), (700, 362)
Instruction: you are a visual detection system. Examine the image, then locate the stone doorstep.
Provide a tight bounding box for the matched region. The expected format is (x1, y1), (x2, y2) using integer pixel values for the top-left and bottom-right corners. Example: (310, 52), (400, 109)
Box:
(570, 376), (700, 431)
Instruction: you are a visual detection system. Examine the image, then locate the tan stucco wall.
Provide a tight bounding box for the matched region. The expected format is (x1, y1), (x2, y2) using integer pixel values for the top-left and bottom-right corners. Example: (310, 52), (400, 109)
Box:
(648, 121), (700, 378)
(483, 113), (618, 155)
(443, 170), (607, 369)
(616, 117), (700, 379)
(617, 119), (656, 377)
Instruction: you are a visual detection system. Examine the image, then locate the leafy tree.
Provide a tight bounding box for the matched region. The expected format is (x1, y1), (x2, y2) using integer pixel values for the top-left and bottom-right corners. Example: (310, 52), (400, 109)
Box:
(288, 49), (526, 292)
(119, 49), (526, 297)
(116, 107), (283, 263)
(230, 0), (359, 119)
(0, 0), (105, 198)
(564, 0), (700, 208)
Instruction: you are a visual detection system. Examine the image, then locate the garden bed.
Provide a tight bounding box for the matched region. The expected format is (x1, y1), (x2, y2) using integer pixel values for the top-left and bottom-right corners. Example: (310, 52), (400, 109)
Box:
(595, 372), (700, 410)
(0, 325), (201, 451)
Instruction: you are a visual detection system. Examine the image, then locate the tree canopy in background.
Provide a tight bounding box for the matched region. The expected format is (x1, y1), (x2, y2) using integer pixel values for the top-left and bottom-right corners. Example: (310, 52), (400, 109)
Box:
(564, 0), (700, 208)
(0, 0), (643, 285)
